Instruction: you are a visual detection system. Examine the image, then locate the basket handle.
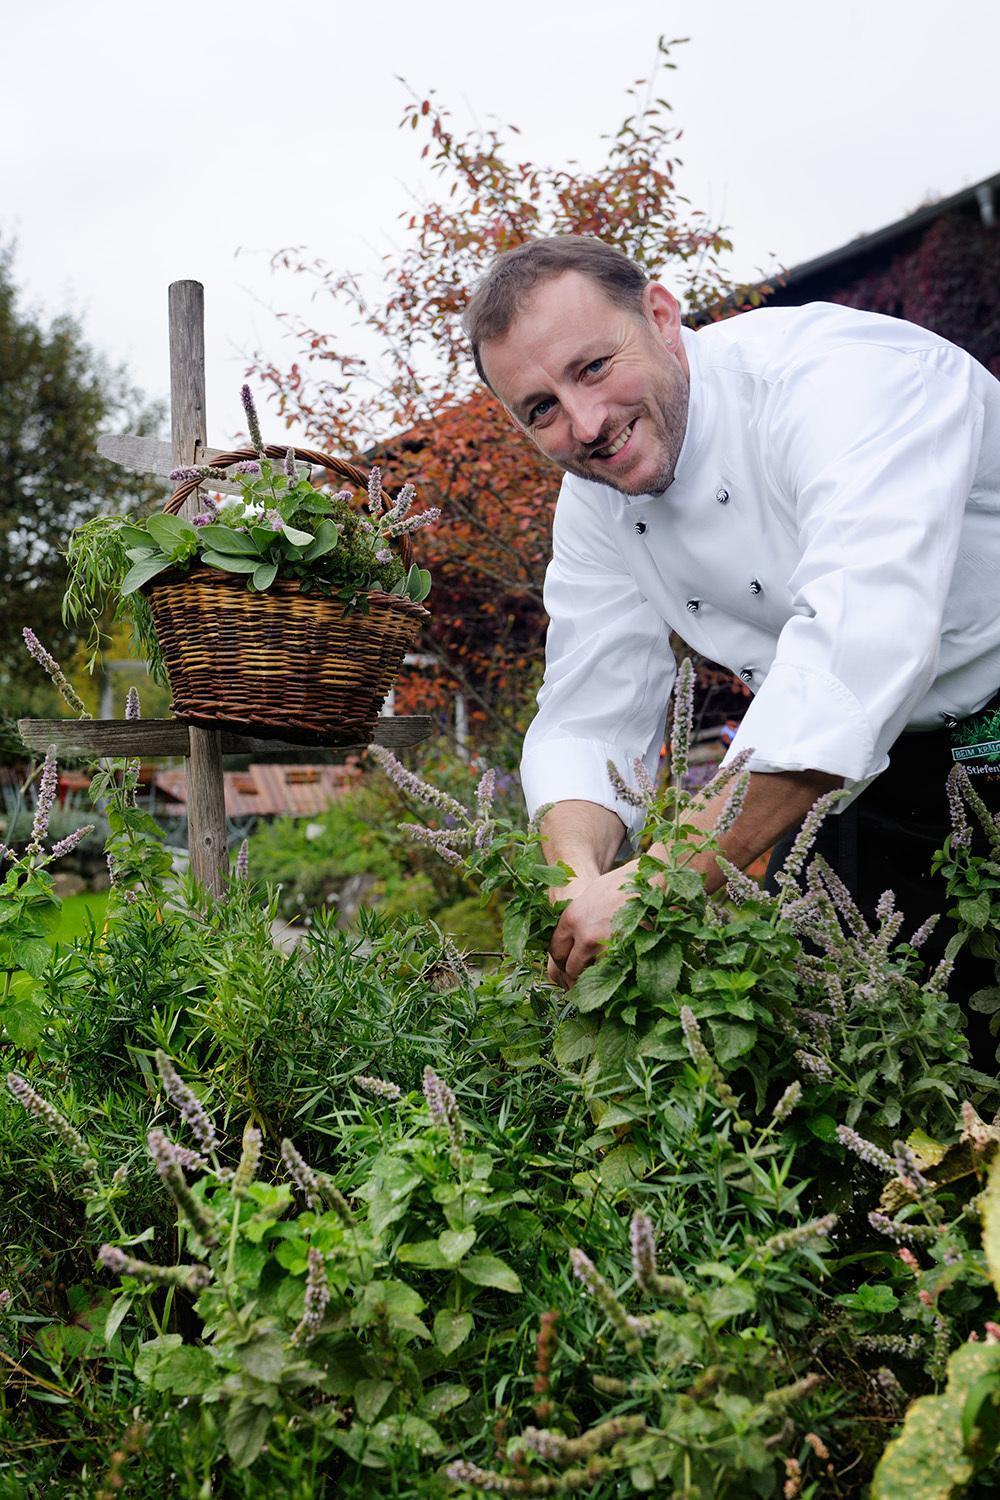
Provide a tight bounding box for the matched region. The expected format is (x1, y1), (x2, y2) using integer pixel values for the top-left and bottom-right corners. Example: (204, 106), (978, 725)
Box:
(164, 445), (414, 568)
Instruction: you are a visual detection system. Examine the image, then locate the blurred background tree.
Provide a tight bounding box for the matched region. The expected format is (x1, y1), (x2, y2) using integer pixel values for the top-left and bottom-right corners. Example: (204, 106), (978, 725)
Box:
(0, 239), (164, 751)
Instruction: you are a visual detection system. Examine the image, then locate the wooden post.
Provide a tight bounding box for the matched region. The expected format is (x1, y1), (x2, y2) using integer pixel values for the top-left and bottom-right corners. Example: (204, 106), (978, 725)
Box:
(168, 281), (228, 896)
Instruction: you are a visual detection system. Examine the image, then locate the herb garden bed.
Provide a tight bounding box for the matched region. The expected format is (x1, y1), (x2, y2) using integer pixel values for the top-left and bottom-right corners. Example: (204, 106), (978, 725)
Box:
(3, 660), (1000, 1497)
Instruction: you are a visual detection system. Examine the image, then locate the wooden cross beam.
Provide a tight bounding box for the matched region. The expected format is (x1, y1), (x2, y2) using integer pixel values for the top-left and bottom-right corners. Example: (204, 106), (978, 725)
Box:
(59, 279), (431, 897)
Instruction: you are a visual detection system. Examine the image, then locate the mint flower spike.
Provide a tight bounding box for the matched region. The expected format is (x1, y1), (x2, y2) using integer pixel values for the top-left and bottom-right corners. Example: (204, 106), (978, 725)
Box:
(232, 1126), (262, 1199)
(354, 1074), (402, 1101)
(383, 505), (441, 537)
(283, 446), (297, 481)
(836, 1124), (895, 1175)
(713, 768), (751, 837)
(669, 655), (695, 787)
(154, 1050), (218, 1154)
(367, 465), (384, 516)
(777, 788), (850, 890)
(632, 755), (656, 804)
(7, 1072), (95, 1171)
(280, 1137), (322, 1211)
(475, 767), (497, 819)
(27, 749), (58, 856)
(399, 822), (466, 865)
(235, 839), (249, 879)
(569, 1247), (645, 1355)
(22, 629), (90, 717)
(606, 758), (646, 809)
(98, 1244), (211, 1293)
(382, 481), (416, 527)
(763, 1212), (838, 1255)
(422, 1065), (464, 1154)
(629, 1211), (658, 1289)
(240, 384), (265, 457)
(369, 744), (469, 822)
(124, 686), (141, 721)
(147, 1128), (219, 1246)
(49, 825), (95, 861)
(291, 1248), (330, 1347)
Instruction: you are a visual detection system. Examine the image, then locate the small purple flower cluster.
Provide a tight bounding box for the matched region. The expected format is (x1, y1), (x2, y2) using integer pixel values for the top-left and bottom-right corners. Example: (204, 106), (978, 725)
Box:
(629, 1211), (658, 1290)
(422, 1066), (464, 1155)
(155, 1050), (218, 1153)
(98, 1243), (211, 1292)
(22, 629), (90, 717)
(354, 1074), (402, 1101)
(7, 1072), (93, 1167)
(280, 1137), (322, 1211)
(569, 1247), (644, 1355)
(291, 1247), (330, 1346)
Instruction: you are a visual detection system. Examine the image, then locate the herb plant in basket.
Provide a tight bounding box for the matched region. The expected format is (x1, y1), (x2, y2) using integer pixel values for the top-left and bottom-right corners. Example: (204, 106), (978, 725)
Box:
(64, 387), (438, 742)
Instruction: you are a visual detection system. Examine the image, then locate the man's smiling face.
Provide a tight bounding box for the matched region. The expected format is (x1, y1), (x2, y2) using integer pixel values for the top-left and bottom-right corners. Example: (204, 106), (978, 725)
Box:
(478, 270), (690, 497)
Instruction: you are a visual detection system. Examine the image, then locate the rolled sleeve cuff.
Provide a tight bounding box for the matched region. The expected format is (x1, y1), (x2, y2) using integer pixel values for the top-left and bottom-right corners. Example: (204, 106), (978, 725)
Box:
(520, 735), (651, 839)
(721, 662), (889, 805)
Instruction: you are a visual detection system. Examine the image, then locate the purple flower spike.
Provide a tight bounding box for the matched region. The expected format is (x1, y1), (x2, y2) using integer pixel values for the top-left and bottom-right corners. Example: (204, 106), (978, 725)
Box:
(28, 749), (59, 855)
(240, 385), (265, 457)
(192, 512), (213, 527)
(284, 447), (297, 481)
(233, 459), (261, 475)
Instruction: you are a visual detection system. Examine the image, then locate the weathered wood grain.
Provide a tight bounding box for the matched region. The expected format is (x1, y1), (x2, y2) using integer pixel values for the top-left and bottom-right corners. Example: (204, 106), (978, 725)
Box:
(170, 281), (228, 895)
(17, 718), (434, 757)
(97, 434), (319, 496)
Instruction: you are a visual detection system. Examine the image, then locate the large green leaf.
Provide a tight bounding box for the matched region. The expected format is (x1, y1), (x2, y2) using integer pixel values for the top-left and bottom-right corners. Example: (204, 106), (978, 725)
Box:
(199, 551), (259, 575)
(433, 1309), (473, 1355)
(553, 1015), (599, 1067)
(252, 561), (278, 591)
(635, 942), (682, 1002)
(301, 519), (341, 561)
(196, 524), (261, 555)
(225, 1400), (271, 1469)
(872, 1342), (1000, 1499)
(459, 1253), (522, 1293)
(355, 1378), (394, 1424)
(980, 1150), (1000, 1294)
(121, 554), (173, 596)
(145, 514), (198, 555)
(573, 962), (626, 1014)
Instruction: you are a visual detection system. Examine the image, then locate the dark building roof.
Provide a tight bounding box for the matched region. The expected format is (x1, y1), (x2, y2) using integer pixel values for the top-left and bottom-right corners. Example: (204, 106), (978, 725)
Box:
(761, 171), (999, 306)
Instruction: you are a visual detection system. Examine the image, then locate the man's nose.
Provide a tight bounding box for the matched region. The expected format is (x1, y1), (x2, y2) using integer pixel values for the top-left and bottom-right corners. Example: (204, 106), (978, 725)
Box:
(563, 392), (605, 447)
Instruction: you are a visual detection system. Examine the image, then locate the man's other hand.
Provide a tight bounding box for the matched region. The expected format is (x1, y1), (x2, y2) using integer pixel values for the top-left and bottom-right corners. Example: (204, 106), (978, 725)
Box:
(547, 864), (638, 990)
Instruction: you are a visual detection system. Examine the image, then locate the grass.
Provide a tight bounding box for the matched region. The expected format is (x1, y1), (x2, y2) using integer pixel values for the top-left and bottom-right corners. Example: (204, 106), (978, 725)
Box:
(51, 890), (109, 947)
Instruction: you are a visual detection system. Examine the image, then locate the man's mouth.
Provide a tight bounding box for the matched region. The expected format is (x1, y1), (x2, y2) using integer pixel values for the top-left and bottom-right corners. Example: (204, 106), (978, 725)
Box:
(593, 420), (636, 461)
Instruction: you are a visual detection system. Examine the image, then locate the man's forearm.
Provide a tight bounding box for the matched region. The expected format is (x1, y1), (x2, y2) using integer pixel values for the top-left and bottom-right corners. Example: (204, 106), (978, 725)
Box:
(655, 768), (844, 891)
(539, 800), (627, 880)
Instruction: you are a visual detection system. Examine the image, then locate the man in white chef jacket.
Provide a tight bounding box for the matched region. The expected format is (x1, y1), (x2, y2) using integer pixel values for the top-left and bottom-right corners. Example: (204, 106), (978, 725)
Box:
(463, 236), (1000, 1005)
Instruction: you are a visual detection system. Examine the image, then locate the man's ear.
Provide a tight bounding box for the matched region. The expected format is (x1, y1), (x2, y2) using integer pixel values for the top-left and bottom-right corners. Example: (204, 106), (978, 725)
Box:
(644, 282), (682, 347)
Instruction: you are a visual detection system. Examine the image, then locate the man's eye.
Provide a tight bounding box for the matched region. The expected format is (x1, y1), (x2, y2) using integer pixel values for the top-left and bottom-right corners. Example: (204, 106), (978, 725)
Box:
(585, 357), (607, 375)
(529, 399), (555, 424)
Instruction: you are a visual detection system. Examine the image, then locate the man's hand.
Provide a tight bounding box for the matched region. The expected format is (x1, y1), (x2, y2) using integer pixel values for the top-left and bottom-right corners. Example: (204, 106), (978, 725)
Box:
(539, 767), (844, 991)
(547, 862), (638, 989)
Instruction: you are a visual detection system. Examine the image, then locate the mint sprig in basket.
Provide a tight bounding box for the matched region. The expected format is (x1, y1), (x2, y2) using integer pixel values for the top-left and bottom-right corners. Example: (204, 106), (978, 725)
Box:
(64, 387), (438, 744)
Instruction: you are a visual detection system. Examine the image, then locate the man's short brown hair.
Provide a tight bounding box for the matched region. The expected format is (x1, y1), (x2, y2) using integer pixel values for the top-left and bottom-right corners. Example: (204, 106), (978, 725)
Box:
(463, 236), (649, 386)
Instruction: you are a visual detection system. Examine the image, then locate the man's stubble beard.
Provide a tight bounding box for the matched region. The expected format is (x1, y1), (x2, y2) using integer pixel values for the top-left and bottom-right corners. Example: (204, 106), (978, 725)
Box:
(560, 362), (690, 498)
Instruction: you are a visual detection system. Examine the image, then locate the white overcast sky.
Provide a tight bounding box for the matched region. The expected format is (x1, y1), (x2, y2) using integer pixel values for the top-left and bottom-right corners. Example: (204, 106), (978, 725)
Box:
(3, 0), (998, 450)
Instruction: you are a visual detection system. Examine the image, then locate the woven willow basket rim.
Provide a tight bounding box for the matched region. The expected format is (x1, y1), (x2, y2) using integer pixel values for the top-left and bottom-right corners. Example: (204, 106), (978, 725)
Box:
(143, 562), (430, 617)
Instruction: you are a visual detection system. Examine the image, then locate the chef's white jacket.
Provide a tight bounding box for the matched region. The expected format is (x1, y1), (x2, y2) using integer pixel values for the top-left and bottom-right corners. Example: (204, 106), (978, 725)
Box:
(520, 302), (1000, 838)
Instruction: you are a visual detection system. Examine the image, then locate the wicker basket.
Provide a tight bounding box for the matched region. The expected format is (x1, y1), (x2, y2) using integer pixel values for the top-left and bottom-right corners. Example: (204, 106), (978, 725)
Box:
(146, 445), (429, 744)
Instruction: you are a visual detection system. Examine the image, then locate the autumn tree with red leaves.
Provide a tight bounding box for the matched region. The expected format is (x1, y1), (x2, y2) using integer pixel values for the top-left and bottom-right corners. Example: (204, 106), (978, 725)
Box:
(253, 37), (761, 759)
